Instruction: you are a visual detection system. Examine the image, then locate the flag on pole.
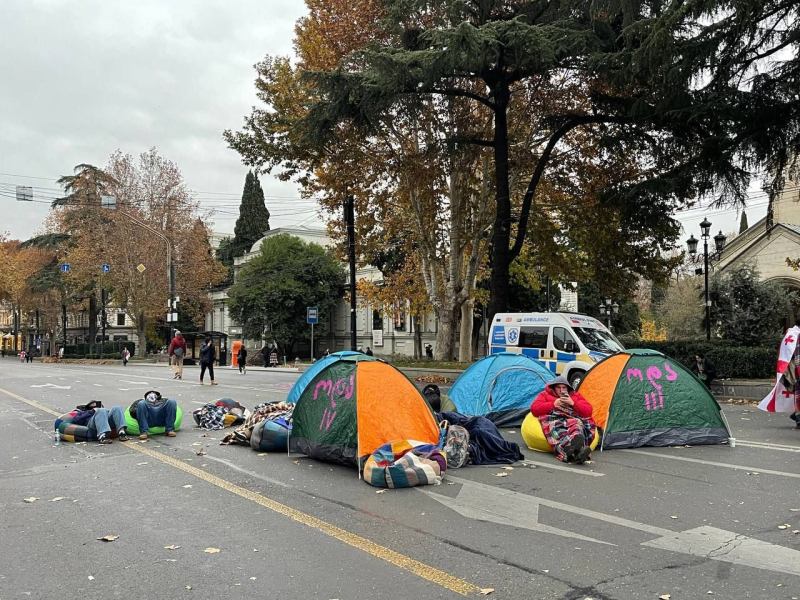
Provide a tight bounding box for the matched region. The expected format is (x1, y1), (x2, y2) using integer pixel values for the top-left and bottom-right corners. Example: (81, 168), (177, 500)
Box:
(758, 326), (800, 413)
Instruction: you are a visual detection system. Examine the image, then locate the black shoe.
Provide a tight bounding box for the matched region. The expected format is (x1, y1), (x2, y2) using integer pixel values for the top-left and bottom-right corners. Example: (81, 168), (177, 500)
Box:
(97, 435), (112, 445)
(118, 431), (129, 442)
(564, 434), (585, 462)
(574, 446), (592, 464)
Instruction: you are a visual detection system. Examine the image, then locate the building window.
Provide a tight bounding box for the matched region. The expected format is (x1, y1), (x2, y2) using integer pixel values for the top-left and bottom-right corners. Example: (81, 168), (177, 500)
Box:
(117, 314), (125, 326)
(394, 303), (406, 332)
(113, 335), (128, 341)
(372, 309), (383, 331)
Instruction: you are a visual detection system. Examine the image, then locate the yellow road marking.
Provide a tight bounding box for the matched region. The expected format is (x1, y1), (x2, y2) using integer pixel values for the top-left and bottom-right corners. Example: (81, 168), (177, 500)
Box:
(0, 387), (481, 596)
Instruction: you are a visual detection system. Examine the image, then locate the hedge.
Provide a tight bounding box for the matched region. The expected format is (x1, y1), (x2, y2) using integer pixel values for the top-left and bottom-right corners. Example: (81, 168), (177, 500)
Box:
(628, 340), (777, 379)
(63, 341), (135, 357)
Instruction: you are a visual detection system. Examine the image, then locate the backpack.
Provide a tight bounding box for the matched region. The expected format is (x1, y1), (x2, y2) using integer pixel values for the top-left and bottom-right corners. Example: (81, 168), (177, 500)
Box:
(441, 421), (470, 469)
(173, 346), (184, 358)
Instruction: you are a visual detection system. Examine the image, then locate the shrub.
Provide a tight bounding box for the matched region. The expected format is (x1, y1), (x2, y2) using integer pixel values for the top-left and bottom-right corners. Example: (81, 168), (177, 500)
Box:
(633, 340), (777, 379)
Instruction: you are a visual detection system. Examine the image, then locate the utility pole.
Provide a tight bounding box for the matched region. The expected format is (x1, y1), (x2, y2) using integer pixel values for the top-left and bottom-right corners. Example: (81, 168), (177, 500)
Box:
(101, 288), (107, 358)
(345, 195), (357, 350)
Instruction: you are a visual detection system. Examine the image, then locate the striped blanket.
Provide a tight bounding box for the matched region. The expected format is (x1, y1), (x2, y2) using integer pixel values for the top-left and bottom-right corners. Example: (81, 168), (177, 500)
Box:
(363, 441), (447, 488)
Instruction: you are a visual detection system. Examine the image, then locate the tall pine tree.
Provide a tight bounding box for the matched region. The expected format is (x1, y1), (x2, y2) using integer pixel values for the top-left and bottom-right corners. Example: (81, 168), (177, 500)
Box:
(233, 170), (271, 257)
(739, 212), (749, 234)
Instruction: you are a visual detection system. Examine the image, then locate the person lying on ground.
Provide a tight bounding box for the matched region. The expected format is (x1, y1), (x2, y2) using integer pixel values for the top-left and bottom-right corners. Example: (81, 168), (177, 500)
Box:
(531, 376), (597, 464)
(133, 390), (178, 439)
(72, 400), (129, 444)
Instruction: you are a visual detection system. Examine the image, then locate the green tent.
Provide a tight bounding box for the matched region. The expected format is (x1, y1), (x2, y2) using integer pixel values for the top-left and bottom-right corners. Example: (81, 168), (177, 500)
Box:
(578, 349), (730, 449)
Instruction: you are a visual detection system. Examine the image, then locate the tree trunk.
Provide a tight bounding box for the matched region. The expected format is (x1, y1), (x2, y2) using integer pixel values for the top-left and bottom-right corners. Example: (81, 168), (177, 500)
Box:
(136, 313), (147, 357)
(459, 299), (474, 363)
(88, 295), (97, 353)
(413, 315), (423, 359)
(488, 82), (511, 320)
(435, 306), (457, 361)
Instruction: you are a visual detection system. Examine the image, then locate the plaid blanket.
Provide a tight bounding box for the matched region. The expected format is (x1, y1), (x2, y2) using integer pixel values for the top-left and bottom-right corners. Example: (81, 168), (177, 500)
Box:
(539, 408), (597, 462)
(363, 441), (447, 488)
(221, 402), (294, 445)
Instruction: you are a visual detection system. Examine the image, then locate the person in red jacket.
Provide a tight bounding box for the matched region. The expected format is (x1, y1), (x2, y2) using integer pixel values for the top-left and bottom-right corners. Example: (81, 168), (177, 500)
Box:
(531, 376), (597, 464)
(168, 330), (187, 380)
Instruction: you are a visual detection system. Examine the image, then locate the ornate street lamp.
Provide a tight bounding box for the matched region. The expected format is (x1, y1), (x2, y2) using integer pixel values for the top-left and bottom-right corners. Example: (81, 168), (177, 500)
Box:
(686, 218), (726, 341)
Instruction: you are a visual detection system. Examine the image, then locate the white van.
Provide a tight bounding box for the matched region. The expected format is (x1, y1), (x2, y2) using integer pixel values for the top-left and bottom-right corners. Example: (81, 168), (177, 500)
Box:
(489, 312), (625, 388)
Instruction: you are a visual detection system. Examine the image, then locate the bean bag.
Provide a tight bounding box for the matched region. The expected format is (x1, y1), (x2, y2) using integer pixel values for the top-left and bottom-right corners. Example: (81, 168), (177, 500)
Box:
(521, 412), (600, 453)
(362, 441), (447, 488)
(124, 405), (183, 436)
(55, 412), (120, 443)
(250, 419), (291, 452)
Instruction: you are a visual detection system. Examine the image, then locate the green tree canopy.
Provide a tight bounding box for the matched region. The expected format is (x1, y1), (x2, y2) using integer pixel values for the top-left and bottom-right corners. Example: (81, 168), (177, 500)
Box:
(739, 212), (749, 234)
(226, 234), (345, 355)
(233, 170), (271, 256)
(710, 263), (797, 345)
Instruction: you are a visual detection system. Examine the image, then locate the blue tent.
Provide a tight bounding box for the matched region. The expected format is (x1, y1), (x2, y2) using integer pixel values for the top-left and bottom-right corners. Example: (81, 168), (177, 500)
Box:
(446, 353), (555, 426)
(286, 351), (372, 404)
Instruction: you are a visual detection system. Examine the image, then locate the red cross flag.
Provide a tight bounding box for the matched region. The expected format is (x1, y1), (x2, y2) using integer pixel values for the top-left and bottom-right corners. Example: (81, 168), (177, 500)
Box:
(758, 326), (800, 413)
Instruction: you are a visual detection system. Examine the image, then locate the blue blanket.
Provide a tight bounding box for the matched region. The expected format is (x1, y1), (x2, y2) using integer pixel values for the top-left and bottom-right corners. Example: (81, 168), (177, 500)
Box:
(437, 411), (524, 465)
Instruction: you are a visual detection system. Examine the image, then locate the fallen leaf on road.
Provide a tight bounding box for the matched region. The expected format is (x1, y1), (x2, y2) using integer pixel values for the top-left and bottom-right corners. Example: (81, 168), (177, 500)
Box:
(659, 596), (671, 600)
(479, 588), (494, 595)
(204, 547), (221, 554)
(185, 585), (192, 590)
(790, 508), (800, 512)
(507, 431), (516, 434)
(164, 545), (181, 550)
(182, 485), (193, 489)
(542, 570), (549, 573)
(97, 535), (119, 542)
(292, 460), (300, 465)
(49, 497), (65, 502)
(165, 559), (177, 562)
(250, 577), (257, 580)
(190, 442), (202, 446)
(778, 524), (790, 530)
(258, 453), (267, 457)
(234, 583), (241, 586)
(375, 490), (387, 494)
(137, 462), (148, 466)
(792, 530), (799, 534)
(670, 516), (678, 519)
(447, 482), (456, 485)
(23, 497), (39, 503)
(494, 472), (509, 478)
(196, 450), (206, 456)
(501, 466), (514, 471)
(88, 576), (95, 581)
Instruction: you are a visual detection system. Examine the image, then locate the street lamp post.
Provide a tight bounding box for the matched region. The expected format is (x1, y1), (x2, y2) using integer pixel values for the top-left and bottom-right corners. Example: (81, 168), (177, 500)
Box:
(598, 298), (620, 330)
(687, 218), (727, 341)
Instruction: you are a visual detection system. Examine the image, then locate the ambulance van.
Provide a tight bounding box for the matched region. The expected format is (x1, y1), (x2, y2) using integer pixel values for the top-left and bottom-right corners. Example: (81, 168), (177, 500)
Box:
(489, 312), (625, 388)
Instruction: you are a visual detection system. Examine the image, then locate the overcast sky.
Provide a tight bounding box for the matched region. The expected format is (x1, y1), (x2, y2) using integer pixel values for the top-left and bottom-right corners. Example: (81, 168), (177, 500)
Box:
(0, 0), (763, 247)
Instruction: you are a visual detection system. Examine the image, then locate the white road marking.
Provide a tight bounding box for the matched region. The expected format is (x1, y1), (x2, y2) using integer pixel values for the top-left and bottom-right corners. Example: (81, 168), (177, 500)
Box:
(737, 439), (800, 453)
(30, 384), (71, 390)
(119, 380), (149, 385)
(520, 458), (604, 476)
(118, 388), (130, 391)
(93, 384), (103, 387)
(439, 476), (800, 578)
(621, 449), (800, 479)
(644, 526), (800, 577)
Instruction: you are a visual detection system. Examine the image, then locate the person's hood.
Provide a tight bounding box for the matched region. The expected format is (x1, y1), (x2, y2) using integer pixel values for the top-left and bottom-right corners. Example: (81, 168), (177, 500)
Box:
(546, 376), (574, 394)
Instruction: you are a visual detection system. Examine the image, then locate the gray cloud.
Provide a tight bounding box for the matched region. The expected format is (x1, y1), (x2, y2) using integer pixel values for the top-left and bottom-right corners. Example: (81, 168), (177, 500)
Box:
(0, 0), (317, 240)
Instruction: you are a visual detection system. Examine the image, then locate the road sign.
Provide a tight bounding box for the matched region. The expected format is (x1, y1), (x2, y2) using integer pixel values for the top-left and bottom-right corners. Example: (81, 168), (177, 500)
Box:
(60, 264), (70, 273)
(16, 186), (33, 202)
(166, 312), (178, 322)
(101, 264), (111, 273)
(307, 307), (319, 324)
(136, 263), (146, 273)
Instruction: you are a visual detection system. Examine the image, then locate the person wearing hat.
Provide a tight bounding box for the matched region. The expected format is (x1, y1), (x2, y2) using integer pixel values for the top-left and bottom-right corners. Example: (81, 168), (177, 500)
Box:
(169, 330), (187, 379)
(531, 376), (597, 464)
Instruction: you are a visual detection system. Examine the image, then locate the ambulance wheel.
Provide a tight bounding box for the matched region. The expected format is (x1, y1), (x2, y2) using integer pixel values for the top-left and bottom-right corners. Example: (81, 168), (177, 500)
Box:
(569, 370), (585, 389)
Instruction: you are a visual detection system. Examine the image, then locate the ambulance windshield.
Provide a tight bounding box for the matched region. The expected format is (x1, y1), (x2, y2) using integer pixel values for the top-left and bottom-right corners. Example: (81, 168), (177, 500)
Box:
(573, 327), (624, 354)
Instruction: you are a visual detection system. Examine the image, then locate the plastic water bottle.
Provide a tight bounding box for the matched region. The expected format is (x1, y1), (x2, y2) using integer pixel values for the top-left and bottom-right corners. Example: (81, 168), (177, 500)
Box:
(53, 430), (60, 446)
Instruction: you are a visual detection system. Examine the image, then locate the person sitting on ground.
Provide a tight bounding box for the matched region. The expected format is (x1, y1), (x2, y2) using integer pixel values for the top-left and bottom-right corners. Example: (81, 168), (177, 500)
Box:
(237, 345), (248, 375)
(169, 330), (187, 379)
(199, 337), (218, 385)
(690, 353), (717, 389)
(531, 376), (597, 464)
(134, 390), (178, 439)
(72, 400), (129, 444)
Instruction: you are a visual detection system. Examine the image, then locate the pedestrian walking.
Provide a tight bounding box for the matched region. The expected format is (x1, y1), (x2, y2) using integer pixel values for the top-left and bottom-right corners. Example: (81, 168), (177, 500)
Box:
(58, 347), (64, 359)
(365, 346), (373, 356)
(261, 344), (270, 368)
(269, 346), (279, 368)
(199, 337), (218, 385)
(237, 345), (248, 375)
(759, 316), (800, 428)
(168, 330), (186, 379)
(121, 347), (130, 366)
(20, 350), (25, 363)
(323, 348), (330, 357)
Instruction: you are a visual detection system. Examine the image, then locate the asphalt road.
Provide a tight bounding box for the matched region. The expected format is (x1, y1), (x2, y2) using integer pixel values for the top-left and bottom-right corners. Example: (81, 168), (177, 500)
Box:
(1, 359), (799, 600)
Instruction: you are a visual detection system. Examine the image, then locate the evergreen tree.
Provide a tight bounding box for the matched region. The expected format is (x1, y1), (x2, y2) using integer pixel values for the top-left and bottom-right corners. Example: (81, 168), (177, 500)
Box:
(232, 170), (271, 259)
(739, 212), (749, 234)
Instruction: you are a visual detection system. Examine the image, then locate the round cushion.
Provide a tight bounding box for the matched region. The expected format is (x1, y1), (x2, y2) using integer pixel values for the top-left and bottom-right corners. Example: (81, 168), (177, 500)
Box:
(55, 412), (120, 443)
(250, 420), (291, 452)
(124, 404), (183, 436)
(363, 441), (447, 488)
(521, 412), (600, 453)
